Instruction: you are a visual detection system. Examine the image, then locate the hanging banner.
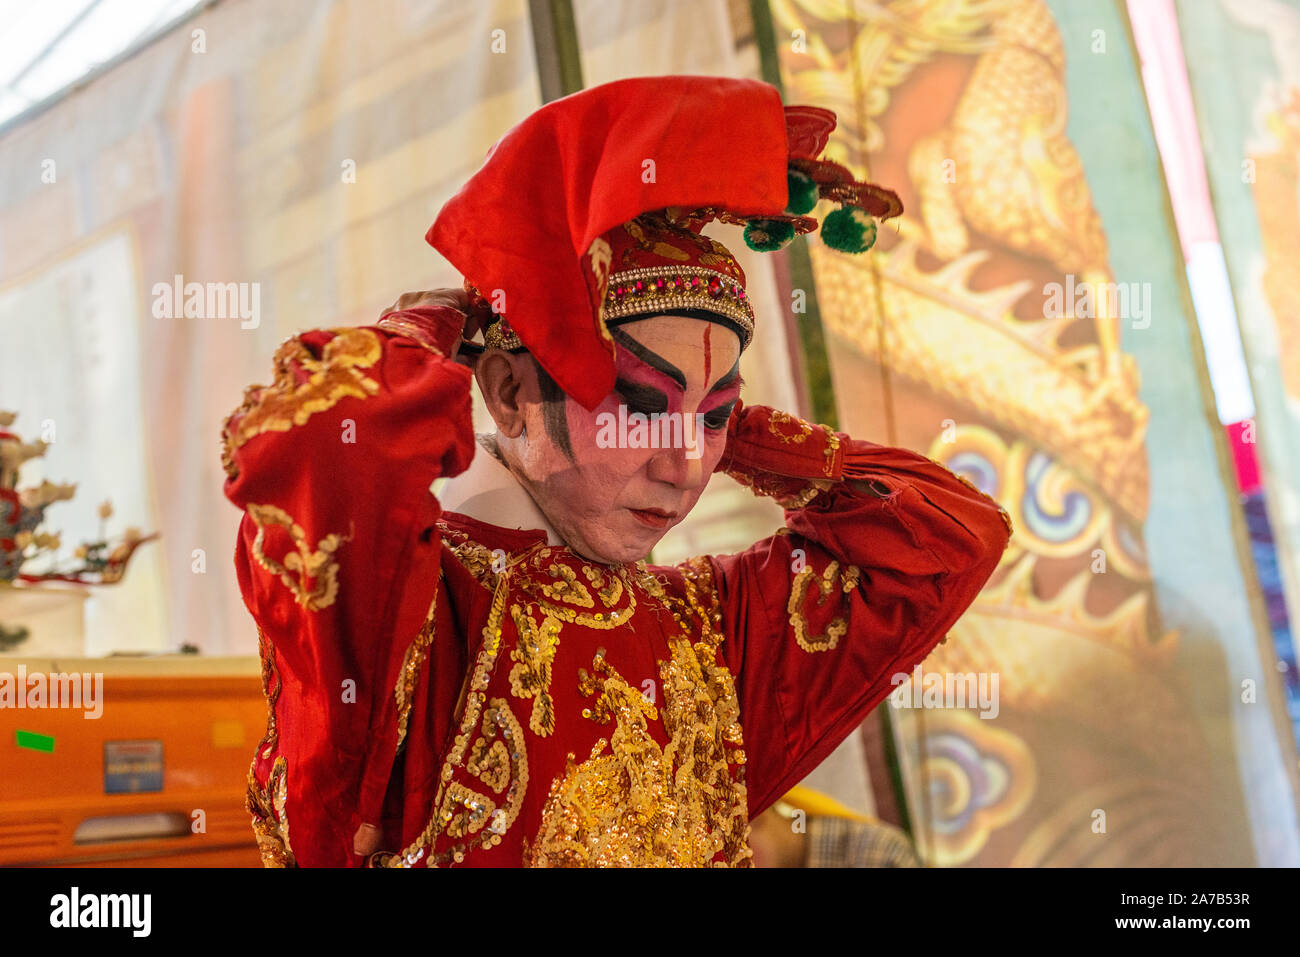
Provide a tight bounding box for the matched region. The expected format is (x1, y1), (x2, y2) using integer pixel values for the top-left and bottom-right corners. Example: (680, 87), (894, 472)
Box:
(771, 0), (1300, 865)
(1174, 0), (1300, 745)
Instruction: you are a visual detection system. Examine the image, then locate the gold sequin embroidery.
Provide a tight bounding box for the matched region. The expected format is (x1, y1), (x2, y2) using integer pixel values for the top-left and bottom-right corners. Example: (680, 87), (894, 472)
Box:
(525, 558), (751, 867)
(395, 590), (438, 752)
(220, 328), (383, 477)
(468, 738), (512, 794)
(822, 426), (841, 478)
(247, 756), (295, 868)
(526, 636), (749, 867)
(577, 646), (658, 727)
(439, 524), (506, 590)
(394, 560), (530, 867)
(247, 503), (347, 611)
(767, 408), (814, 444)
(515, 549), (638, 629)
(253, 626), (281, 760)
(437, 699), (528, 857)
(247, 630), (291, 866)
(508, 605), (560, 737)
(538, 563), (594, 607)
(679, 555), (723, 645)
(788, 560), (860, 653)
(725, 465), (834, 510)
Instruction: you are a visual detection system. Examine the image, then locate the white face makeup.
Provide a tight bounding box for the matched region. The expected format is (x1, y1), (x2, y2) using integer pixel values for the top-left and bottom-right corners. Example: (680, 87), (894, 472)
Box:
(503, 314), (743, 564)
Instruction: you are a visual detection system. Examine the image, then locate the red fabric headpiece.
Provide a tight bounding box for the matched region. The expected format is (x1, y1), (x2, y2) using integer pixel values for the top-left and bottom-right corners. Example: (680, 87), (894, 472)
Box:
(428, 75), (899, 409)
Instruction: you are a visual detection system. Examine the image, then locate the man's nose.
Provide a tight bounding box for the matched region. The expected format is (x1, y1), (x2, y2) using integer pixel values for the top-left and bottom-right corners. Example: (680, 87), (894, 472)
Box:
(647, 444), (703, 490)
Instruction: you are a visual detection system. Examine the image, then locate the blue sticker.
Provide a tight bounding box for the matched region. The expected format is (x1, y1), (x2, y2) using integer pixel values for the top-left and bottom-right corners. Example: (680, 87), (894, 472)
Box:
(104, 740), (164, 794)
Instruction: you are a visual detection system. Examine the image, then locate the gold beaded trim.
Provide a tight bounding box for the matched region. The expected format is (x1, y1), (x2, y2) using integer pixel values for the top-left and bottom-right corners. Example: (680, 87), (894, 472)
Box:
(603, 265), (754, 344)
(478, 264), (755, 355)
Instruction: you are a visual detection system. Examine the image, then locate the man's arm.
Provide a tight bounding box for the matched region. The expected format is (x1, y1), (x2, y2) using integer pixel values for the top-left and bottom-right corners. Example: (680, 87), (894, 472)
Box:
(669, 402), (1013, 818)
(221, 292), (481, 865)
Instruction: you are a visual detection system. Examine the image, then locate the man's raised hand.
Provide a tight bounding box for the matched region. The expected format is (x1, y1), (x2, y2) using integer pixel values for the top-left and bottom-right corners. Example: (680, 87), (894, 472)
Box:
(378, 288), (493, 365)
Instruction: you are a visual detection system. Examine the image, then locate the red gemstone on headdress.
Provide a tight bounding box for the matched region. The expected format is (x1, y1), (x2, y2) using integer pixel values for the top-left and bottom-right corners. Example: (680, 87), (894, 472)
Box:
(671, 277), (683, 290)
(615, 285), (626, 301)
(737, 287), (747, 300)
(654, 277), (667, 291)
(690, 277), (702, 289)
(634, 280), (645, 294)
(707, 277), (723, 297)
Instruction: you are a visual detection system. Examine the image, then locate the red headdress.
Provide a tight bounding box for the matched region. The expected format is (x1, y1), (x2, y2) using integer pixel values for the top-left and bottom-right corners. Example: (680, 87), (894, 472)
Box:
(428, 75), (900, 410)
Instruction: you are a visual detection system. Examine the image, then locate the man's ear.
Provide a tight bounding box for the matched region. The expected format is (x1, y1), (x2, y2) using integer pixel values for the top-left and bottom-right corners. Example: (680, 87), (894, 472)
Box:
(475, 352), (533, 438)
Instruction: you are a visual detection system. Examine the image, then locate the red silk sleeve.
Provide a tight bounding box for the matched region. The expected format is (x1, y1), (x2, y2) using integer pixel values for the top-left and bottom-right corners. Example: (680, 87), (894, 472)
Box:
(220, 306), (475, 865)
(699, 403), (1013, 818)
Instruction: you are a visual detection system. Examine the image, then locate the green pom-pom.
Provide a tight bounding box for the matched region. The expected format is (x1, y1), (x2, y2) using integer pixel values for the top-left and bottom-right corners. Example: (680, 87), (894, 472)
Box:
(820, 207), (878, 253)
(785, 168), (819, 215)
(744, 218), (795, 252)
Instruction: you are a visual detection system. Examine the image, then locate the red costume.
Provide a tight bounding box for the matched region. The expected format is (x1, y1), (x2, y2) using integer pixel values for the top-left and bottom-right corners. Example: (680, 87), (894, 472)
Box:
(220, 77), (1011, 866)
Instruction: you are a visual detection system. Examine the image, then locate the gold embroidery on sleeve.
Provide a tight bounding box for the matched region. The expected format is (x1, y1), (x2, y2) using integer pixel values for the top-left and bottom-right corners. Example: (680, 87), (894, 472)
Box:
(783, 481), (831, 509)
(270, 757), (292, 856)
(247, 503), (347, 611)
(787, 560), (860, 653)
(767, 409), (814, 443)
(822, 427), (841, 477)
(247, 629), (292, 867)
(221, 328), (383, 476)
(725, 466), (834, 509)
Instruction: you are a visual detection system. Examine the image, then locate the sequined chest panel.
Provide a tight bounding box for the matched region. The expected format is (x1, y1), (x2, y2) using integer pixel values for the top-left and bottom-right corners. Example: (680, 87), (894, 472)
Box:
(402, 537), (752, 867)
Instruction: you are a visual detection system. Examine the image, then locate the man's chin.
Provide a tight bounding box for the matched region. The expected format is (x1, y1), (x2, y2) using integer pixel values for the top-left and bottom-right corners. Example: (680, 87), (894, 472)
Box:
(564, 520), (663, 565)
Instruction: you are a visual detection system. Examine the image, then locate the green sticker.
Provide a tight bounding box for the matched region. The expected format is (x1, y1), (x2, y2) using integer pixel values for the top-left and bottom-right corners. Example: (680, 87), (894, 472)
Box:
(16, 730), (55, 753)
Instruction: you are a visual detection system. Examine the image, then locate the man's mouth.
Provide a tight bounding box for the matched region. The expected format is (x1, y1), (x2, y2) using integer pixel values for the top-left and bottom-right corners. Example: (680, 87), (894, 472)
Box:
(628, 507), (676, 530)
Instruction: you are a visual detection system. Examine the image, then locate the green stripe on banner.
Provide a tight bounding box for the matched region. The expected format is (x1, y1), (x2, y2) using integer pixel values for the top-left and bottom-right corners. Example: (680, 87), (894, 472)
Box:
(15, 730), (55, 753)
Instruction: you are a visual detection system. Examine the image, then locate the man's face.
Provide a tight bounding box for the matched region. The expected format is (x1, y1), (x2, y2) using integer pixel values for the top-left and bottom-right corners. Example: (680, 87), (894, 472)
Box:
(511, 314), (743, 564)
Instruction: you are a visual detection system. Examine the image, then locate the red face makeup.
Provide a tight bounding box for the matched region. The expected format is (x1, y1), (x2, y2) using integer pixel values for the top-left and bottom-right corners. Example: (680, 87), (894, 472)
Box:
(507, 314), (743, 564)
